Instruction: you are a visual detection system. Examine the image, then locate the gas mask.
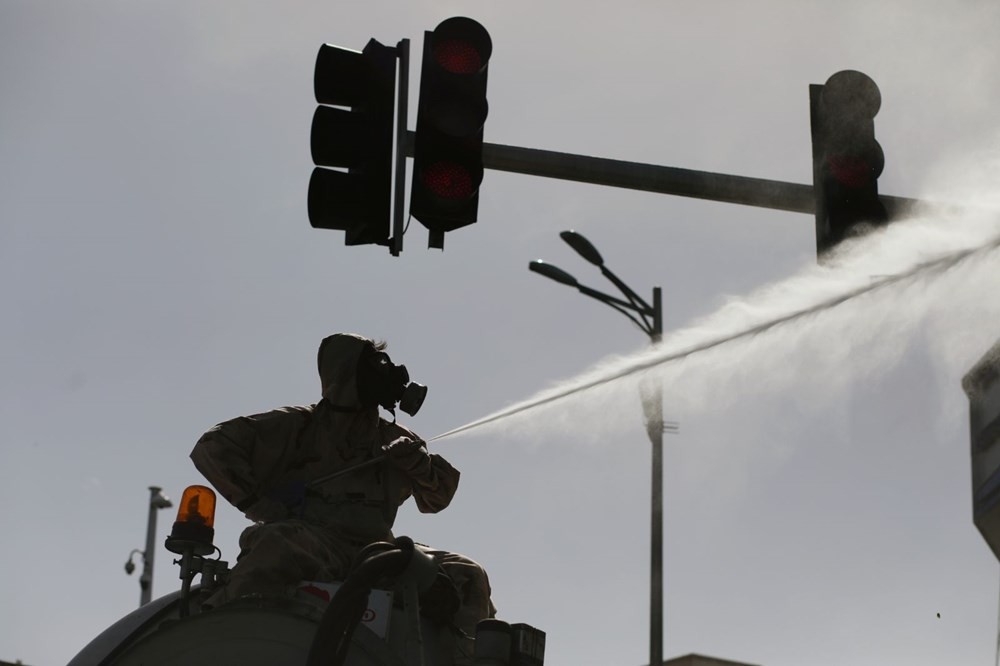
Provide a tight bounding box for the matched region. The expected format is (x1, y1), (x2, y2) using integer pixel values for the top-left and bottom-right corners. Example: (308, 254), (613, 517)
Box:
(356, 347), (428, 417)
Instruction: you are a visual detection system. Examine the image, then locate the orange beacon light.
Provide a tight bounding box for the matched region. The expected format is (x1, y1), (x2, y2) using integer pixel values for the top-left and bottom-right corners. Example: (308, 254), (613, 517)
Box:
(165, 485), (217, 556)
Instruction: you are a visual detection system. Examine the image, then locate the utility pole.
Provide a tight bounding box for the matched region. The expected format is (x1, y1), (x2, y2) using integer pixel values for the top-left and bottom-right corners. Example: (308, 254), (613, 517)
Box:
(125, 486), (173, 607)
(530, 231), (669, 666)
(644, 287), (664, 666)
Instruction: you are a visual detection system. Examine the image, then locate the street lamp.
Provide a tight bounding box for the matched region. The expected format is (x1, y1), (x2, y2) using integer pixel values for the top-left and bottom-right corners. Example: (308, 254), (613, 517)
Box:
(530, 230), (666, 666)
(124, 486), (173, 607)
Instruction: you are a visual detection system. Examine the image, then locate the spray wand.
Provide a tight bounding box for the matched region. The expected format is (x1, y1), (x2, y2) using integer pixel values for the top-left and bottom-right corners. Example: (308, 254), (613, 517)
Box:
(306, 434), (449, 488)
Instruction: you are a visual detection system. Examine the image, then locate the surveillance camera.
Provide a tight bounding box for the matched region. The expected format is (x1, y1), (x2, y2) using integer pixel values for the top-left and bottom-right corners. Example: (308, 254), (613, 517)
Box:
(124, 559), (135, 575)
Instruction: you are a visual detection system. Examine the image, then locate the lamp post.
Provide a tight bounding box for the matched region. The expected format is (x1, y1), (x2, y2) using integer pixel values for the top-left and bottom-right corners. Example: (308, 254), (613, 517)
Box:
(529, 230), (665, 666)
(125, 486), (173, 607)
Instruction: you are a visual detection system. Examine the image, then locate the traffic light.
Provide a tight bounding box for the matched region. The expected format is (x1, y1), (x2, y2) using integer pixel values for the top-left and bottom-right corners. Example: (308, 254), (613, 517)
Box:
(410, 17), (492, 249)
(810, 70), (888, 258)
(308, 39), (397, 246)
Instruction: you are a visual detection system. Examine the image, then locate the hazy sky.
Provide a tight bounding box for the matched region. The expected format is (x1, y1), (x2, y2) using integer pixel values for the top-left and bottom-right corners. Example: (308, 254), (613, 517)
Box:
(3, 2), (1000, 665)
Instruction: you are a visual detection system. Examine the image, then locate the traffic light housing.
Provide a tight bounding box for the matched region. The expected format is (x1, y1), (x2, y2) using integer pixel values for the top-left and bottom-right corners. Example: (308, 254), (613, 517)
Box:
(810, 70), (888, 258)
(308, 39), (398, 246)
(410, 17), (492, 249)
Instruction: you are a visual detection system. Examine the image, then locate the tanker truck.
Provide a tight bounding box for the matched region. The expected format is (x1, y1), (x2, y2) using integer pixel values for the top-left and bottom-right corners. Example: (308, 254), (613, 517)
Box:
(68, 485), (545, 666)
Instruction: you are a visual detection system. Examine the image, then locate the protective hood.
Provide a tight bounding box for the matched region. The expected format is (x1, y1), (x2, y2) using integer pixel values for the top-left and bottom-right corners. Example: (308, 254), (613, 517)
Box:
(317, 333), (373, 408)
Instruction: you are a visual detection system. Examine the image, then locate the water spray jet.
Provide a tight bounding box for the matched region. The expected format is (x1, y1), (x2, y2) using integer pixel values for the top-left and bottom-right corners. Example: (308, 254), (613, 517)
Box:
(431, 227), (1000, 444)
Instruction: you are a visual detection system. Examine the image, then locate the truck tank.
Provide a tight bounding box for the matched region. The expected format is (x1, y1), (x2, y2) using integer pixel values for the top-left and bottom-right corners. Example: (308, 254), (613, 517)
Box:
(68, 486), (545, 666)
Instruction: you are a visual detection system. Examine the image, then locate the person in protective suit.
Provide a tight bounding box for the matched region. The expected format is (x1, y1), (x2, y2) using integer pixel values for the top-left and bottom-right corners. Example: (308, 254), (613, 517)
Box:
(190, 333), (495, 655)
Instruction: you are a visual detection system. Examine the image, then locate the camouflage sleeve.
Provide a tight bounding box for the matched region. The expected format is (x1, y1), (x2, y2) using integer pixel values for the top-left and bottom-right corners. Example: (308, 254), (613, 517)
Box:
(190, 417), (262, 511)
(411, 453), (461, 514)
(382, 420), (461, 514)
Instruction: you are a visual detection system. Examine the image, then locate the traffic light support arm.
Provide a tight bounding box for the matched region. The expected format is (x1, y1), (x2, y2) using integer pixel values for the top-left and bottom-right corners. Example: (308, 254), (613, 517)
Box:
(402, 132), (919, 218)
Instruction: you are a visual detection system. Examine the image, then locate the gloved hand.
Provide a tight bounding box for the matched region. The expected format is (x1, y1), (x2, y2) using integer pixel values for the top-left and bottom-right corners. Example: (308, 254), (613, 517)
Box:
(384, 436), (430, 478)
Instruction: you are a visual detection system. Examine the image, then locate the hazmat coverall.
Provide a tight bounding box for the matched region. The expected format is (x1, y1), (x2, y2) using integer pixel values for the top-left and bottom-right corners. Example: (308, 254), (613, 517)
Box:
(190, 333), (495, 650)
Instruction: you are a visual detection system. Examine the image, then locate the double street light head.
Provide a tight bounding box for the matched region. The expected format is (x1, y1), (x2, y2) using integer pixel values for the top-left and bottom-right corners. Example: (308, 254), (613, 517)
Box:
(528, 229), (605, 288)
(529, 230), (661, 340)
(529, 230), (605, 289)
(529, 260), (578, 287)
(560, 230), (604, 266)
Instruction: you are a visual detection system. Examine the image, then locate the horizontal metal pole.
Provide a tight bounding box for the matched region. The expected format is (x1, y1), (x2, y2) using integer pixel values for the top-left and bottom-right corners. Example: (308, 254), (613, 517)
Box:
(404, 131), (918, 218)
(484, 141), (818, 213)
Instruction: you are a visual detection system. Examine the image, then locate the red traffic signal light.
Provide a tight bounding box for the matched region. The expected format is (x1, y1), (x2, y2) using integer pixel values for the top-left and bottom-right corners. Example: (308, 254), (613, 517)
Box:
(810, 70), (888, 258)
(308, 39), (398, 246)
(410, 17), (492, 249)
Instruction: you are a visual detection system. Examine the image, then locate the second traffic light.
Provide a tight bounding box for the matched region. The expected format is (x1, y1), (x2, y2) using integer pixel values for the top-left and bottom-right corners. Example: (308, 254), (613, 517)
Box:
(810, 70), (888, 258)
(309, 39), (397, 246)
(410, 17), (492, 249)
